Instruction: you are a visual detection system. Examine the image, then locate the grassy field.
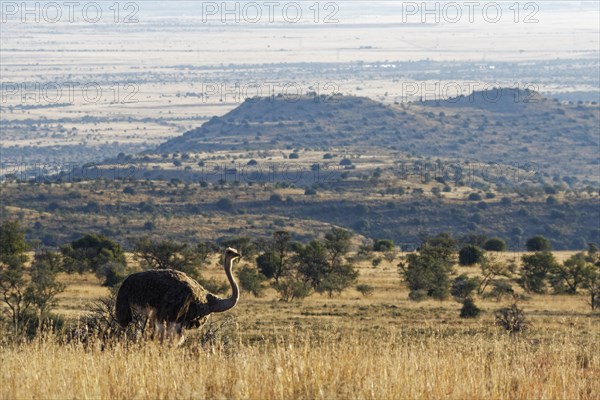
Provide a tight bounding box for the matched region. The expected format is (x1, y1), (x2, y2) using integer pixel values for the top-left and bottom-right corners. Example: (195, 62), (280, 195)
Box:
(1, 252), (599, 399)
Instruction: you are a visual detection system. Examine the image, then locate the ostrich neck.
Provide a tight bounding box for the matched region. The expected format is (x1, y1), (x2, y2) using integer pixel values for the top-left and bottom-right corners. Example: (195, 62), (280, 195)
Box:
(209, 257), (239, 313)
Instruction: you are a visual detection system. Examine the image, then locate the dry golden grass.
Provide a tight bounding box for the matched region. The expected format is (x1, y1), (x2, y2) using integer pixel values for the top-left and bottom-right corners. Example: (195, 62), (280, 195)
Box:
(1, 321), (598, 400)
(1, 252), (599, 399)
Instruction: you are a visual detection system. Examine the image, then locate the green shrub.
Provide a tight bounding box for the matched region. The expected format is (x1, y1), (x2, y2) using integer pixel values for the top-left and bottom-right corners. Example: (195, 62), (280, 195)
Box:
(459, 245), (484, 266)
(356, 284), (375, 297)
(460, 298), (481, 318)
(236, 265), (267, 297)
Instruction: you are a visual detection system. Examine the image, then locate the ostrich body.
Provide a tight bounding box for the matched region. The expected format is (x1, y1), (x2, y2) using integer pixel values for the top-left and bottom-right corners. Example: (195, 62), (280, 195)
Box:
(115, 247), (241, 343)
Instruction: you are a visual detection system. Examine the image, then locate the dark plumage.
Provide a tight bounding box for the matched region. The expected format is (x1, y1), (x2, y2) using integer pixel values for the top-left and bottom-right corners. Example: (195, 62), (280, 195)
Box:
(115, 247), (241, 342)
(116, 269), (212, 328)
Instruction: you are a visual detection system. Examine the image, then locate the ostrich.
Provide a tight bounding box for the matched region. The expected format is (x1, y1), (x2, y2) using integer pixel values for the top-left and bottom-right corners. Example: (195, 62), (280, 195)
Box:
(115, 247), (241, 344)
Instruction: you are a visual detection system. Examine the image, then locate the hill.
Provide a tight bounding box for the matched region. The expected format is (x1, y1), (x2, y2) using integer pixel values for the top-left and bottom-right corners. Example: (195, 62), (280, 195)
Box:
(154, 88), (599, 181)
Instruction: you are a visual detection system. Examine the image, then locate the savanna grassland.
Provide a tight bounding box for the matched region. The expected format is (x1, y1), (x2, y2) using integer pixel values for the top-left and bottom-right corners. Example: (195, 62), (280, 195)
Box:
(1, 254), (599, 400)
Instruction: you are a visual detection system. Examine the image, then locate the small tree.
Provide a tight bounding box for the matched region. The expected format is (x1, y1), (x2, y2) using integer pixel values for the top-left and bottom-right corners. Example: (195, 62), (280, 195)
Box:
(272, 276), (311, 302)
(28, 250), (65, 319)
(459, 244), (484, 266)
(519, 252), (559, 294)
(0, 221), (32, 332)
(526, 236), (551, 252)
(315, 263), (359, 297)
(484, 238), (506, 252)
(0, 255), (33, 332)
(256, 231), (292, 283)
(478, 254), (513, 295)
(0, 222), (65, 333)
(451, 274), (481, 318)
(292, 229), (358, 298)
(451, 274), (479, 302)
(236, 265), (267, 297)
(460, 298), (481, 318)
(61, 234), (126, 274)
(549, 252), (596, 294)
(398, 233), (456, 301)
(133, 237), (200, 279)
(485, 280), (515, 302)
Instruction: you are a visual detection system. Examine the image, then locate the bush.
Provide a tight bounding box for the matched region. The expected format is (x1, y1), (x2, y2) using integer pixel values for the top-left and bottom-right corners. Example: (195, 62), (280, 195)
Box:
(495, 303), (528, 334)
(61, 234), (126, 274)
(373, 239), (394, 252)
(459, 245), (484, 266)
(216, 198), (234, 212)
(269, 194), (283, 202)
(519, 251), (559, 294)
(468, 193), (482, 201)
(451, 274), (479, 301)
(546, 196), (558, 205)
(484, 238), (506, 252)
(197, 277), (229, 295)
(460, 298), (481, 318)
(304, 188), (317, 196)
(288, 152), (299, 159)
(526, 236), (551, 252)
(485, 280), (515, 302)
(236, 265), (267, 297)
(97, 261), (129, 288)
(272, 277), (311, 302)
(356, 284), (375, 297)
(398, 233), (456, 301)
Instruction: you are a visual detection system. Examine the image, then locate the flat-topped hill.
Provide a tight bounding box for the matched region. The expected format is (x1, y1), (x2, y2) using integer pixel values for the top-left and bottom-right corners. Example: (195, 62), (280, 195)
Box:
(154, 89), (599, 179)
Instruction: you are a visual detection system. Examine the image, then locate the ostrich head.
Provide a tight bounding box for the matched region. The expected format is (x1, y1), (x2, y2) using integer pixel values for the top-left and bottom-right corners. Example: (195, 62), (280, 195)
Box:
(224, 247), (241, 264)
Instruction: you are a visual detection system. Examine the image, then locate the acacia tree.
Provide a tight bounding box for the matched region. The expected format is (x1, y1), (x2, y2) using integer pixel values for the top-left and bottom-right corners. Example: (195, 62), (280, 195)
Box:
(519, 251), (559, 294)
(288, 228), (358, 298)
(28, 250), (65, 319)
(0, 221), (32, 331)
(133, 237), (198, 272)
(526, 236), (551, 252)
(0, 221), (65, 332)
(459, 244), (484, 266)
(256, 231), (292, 283)
(550, 252), (597, 294)
(398, 233), (457, 301)
(61, 234), (126, 275)
(477, 254), (514, 295)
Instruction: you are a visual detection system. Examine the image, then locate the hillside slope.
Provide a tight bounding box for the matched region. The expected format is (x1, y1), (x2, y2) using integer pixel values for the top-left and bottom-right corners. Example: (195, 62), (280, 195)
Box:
(155, 88), (599, 181)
